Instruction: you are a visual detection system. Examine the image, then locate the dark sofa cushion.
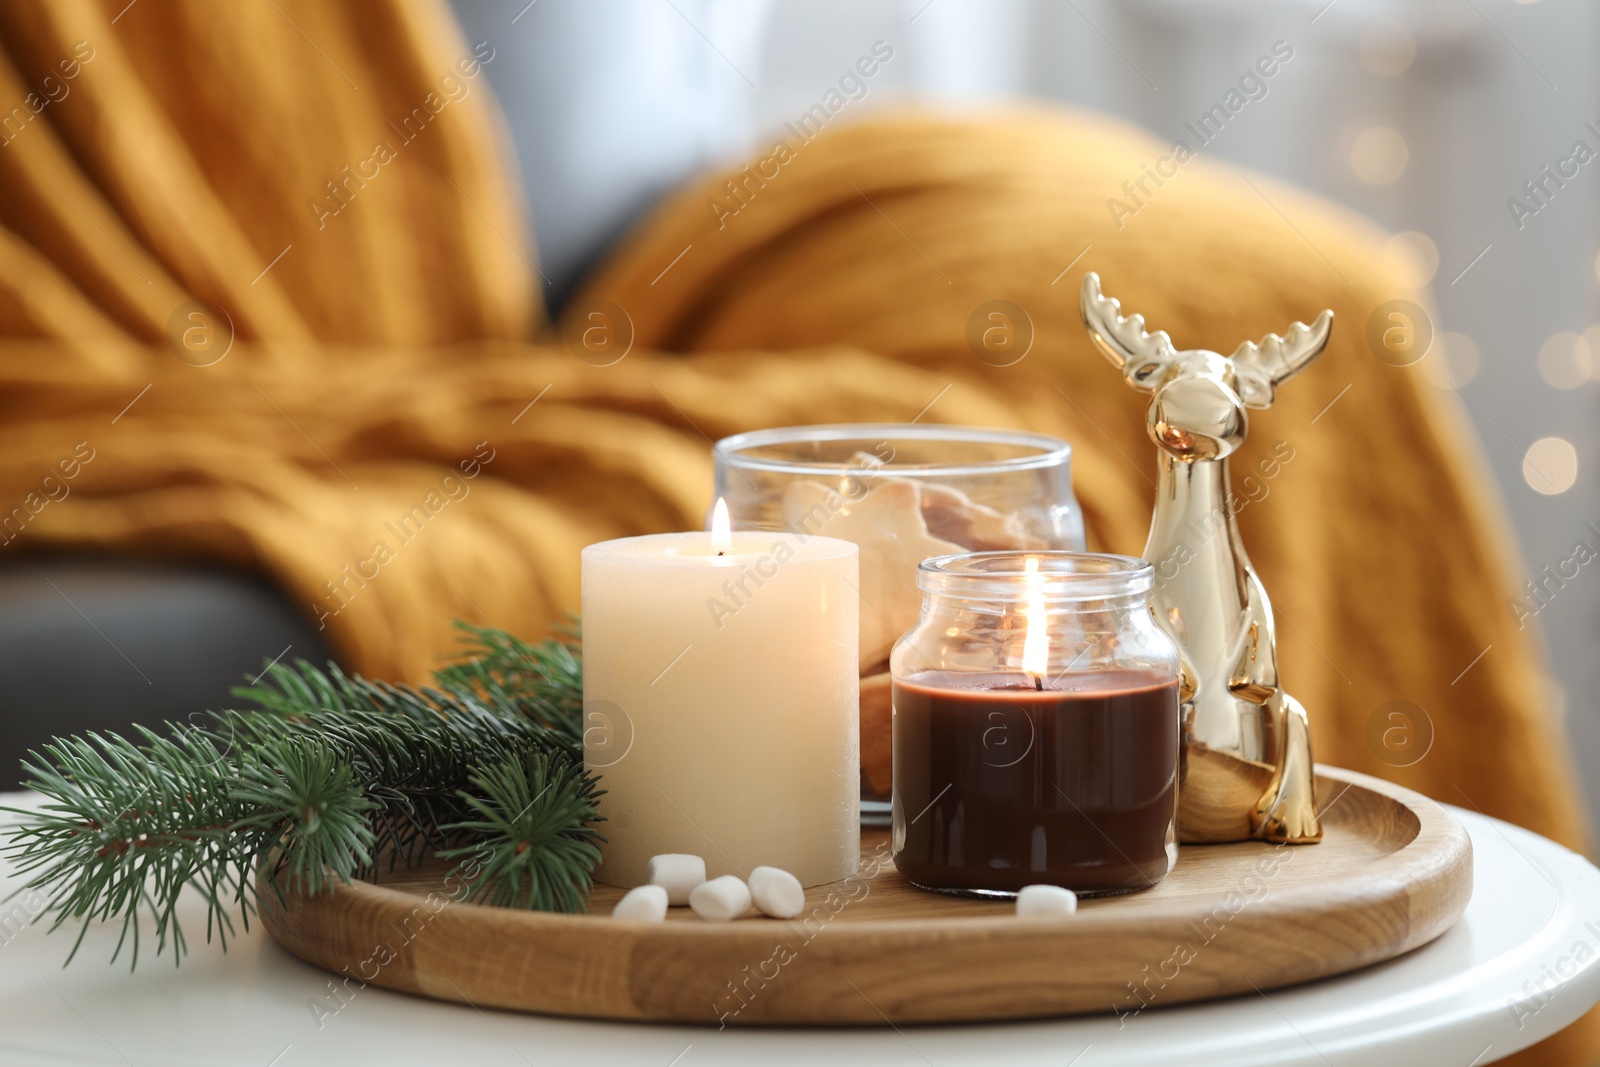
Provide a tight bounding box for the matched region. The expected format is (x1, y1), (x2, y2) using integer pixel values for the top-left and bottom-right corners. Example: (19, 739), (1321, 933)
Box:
(0, 559), (333, 791)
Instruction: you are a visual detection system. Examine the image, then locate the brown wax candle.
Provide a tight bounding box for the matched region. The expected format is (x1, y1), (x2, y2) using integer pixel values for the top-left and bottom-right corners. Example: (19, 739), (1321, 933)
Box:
(892, 668), (1179, 896)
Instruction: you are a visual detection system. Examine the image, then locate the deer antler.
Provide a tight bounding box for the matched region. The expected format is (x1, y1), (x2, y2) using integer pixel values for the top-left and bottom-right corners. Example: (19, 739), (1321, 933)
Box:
(1229, 310), (1334, 410)
(1080, 272), (1176, 391)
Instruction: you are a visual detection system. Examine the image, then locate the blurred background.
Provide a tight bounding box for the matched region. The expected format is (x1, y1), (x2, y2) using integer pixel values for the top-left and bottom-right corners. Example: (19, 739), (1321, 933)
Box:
(451, 0), (1600, 834)
(2, 0), (1594, 837)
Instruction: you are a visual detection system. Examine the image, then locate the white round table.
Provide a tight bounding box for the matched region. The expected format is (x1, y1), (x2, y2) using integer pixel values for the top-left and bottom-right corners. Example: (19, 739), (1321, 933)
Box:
(3, 792), (1597, 1067)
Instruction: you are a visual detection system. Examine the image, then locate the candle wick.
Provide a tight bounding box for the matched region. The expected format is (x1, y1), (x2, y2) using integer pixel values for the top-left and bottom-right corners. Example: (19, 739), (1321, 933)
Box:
(716, 550), (725, 557)
(1033, 675), (1044, 692)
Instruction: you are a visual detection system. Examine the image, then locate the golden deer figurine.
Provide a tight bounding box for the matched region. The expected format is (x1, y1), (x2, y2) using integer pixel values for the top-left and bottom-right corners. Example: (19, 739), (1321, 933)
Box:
(1079, 272), (1331, 845)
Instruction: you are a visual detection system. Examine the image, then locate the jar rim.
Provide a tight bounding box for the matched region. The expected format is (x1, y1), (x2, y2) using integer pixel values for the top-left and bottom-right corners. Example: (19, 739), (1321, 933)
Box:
(714, 423), (1072, 478)
(918, 551), (1153, 601)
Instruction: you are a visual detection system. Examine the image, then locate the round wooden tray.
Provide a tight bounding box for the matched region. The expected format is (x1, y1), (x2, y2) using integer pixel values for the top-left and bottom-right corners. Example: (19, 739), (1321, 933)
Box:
(259, 766), (1472, 1025)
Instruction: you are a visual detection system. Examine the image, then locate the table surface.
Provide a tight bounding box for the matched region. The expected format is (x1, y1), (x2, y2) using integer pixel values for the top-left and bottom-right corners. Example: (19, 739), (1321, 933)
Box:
(3, 793), (1598, 1067)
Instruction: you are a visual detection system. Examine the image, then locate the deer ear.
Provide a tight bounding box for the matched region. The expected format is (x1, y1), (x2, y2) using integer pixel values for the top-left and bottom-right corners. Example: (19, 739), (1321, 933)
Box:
(1234, 366), (1276, 409)
(1126, 356), (1169, 392)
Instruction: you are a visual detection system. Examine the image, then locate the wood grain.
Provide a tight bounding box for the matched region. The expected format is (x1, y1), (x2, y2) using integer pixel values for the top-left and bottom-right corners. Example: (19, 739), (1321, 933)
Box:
(259, 766), (1472, 1025)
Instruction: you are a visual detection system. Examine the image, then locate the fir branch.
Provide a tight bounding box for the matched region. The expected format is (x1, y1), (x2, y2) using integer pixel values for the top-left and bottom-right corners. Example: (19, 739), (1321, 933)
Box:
(232, 737), (379, 899)
(4, 727), (343, 966)
(219, 660), (569, 869)
(1, 625), (601, 969)
(433, 620), (584, 756)
(438, 749), (605, 912)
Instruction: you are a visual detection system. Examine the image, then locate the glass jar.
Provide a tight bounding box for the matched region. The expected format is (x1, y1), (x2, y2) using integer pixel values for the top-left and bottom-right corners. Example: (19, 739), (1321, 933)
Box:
(891, 551), (1180, 897)
(713, 424), (1086, 812)
(712, 425), (1084, 565)
(713, 425), (1088, 809)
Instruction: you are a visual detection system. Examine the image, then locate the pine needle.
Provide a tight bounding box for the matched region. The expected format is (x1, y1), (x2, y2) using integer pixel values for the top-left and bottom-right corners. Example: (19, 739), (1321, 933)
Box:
(438, 749), (605, 911)
(0, 624), (602, 968)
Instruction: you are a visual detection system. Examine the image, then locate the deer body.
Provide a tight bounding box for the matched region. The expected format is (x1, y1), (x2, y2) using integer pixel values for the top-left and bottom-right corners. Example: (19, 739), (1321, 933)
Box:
(1080, 273), (1329, 845)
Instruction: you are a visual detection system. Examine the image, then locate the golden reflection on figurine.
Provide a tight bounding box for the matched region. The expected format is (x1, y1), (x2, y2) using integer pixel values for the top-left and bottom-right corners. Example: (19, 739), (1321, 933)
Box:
(1079, 272), (1331, 845)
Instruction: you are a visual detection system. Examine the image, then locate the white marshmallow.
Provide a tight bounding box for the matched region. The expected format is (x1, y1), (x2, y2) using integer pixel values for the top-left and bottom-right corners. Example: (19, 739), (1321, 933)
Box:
(1015, 884), (1078, 917)
(747, 866), (805, 919)
(611, 884), (669, 921)
(689, 875), (752, 921)
(647, 853), (707, 905)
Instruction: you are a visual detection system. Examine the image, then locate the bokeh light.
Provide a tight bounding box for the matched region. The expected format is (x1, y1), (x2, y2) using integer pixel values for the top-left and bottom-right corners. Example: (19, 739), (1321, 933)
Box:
(1585, 325), (1600, 380)
(1425, 331), (1481, 388)
(1351, 126), (1409, 185)
(1538, 333), (1592, 389)
(1360, 21), (1417, 77)
(1380, 230), (1439, 288)
(1523, 437), (1579, 495)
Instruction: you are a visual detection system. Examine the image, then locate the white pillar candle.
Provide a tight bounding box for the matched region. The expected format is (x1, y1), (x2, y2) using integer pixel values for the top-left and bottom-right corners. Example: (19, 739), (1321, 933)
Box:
(581, 509), (860, 889)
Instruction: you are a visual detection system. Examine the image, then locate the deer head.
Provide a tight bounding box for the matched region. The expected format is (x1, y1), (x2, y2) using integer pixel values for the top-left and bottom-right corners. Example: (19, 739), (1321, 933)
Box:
(1080, 272), (1333, 462)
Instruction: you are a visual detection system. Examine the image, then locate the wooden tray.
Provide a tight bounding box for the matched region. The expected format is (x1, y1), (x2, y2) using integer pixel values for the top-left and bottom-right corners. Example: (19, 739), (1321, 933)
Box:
(259, 766), (1472, 1025)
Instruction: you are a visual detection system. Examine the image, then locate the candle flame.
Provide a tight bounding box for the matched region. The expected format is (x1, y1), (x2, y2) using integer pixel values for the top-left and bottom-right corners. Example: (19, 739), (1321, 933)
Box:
(711, 497), (731, 554)
(1022, 557), (1048, 686)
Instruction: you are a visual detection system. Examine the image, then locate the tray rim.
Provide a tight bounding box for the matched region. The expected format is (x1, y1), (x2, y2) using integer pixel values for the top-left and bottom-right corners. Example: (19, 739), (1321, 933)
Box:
(258, 764), (1474, 1024)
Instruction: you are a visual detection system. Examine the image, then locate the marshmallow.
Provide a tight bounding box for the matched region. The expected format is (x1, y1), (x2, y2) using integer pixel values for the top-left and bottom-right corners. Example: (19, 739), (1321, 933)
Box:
(647, 853), (707, 905)
(612, 884), (669, 921)
(689, 875), (752, 922)
(1015, 884), (1078, 917)
(747, 866), (805, 919)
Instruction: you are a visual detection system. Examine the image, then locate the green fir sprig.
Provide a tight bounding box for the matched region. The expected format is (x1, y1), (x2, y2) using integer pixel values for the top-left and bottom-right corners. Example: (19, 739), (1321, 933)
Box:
(439, 749), (605, 911)
(1, 622), (602, 968)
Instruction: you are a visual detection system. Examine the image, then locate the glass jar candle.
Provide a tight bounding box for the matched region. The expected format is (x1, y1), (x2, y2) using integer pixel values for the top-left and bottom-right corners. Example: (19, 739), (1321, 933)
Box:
(891, 551), (1180, 896)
